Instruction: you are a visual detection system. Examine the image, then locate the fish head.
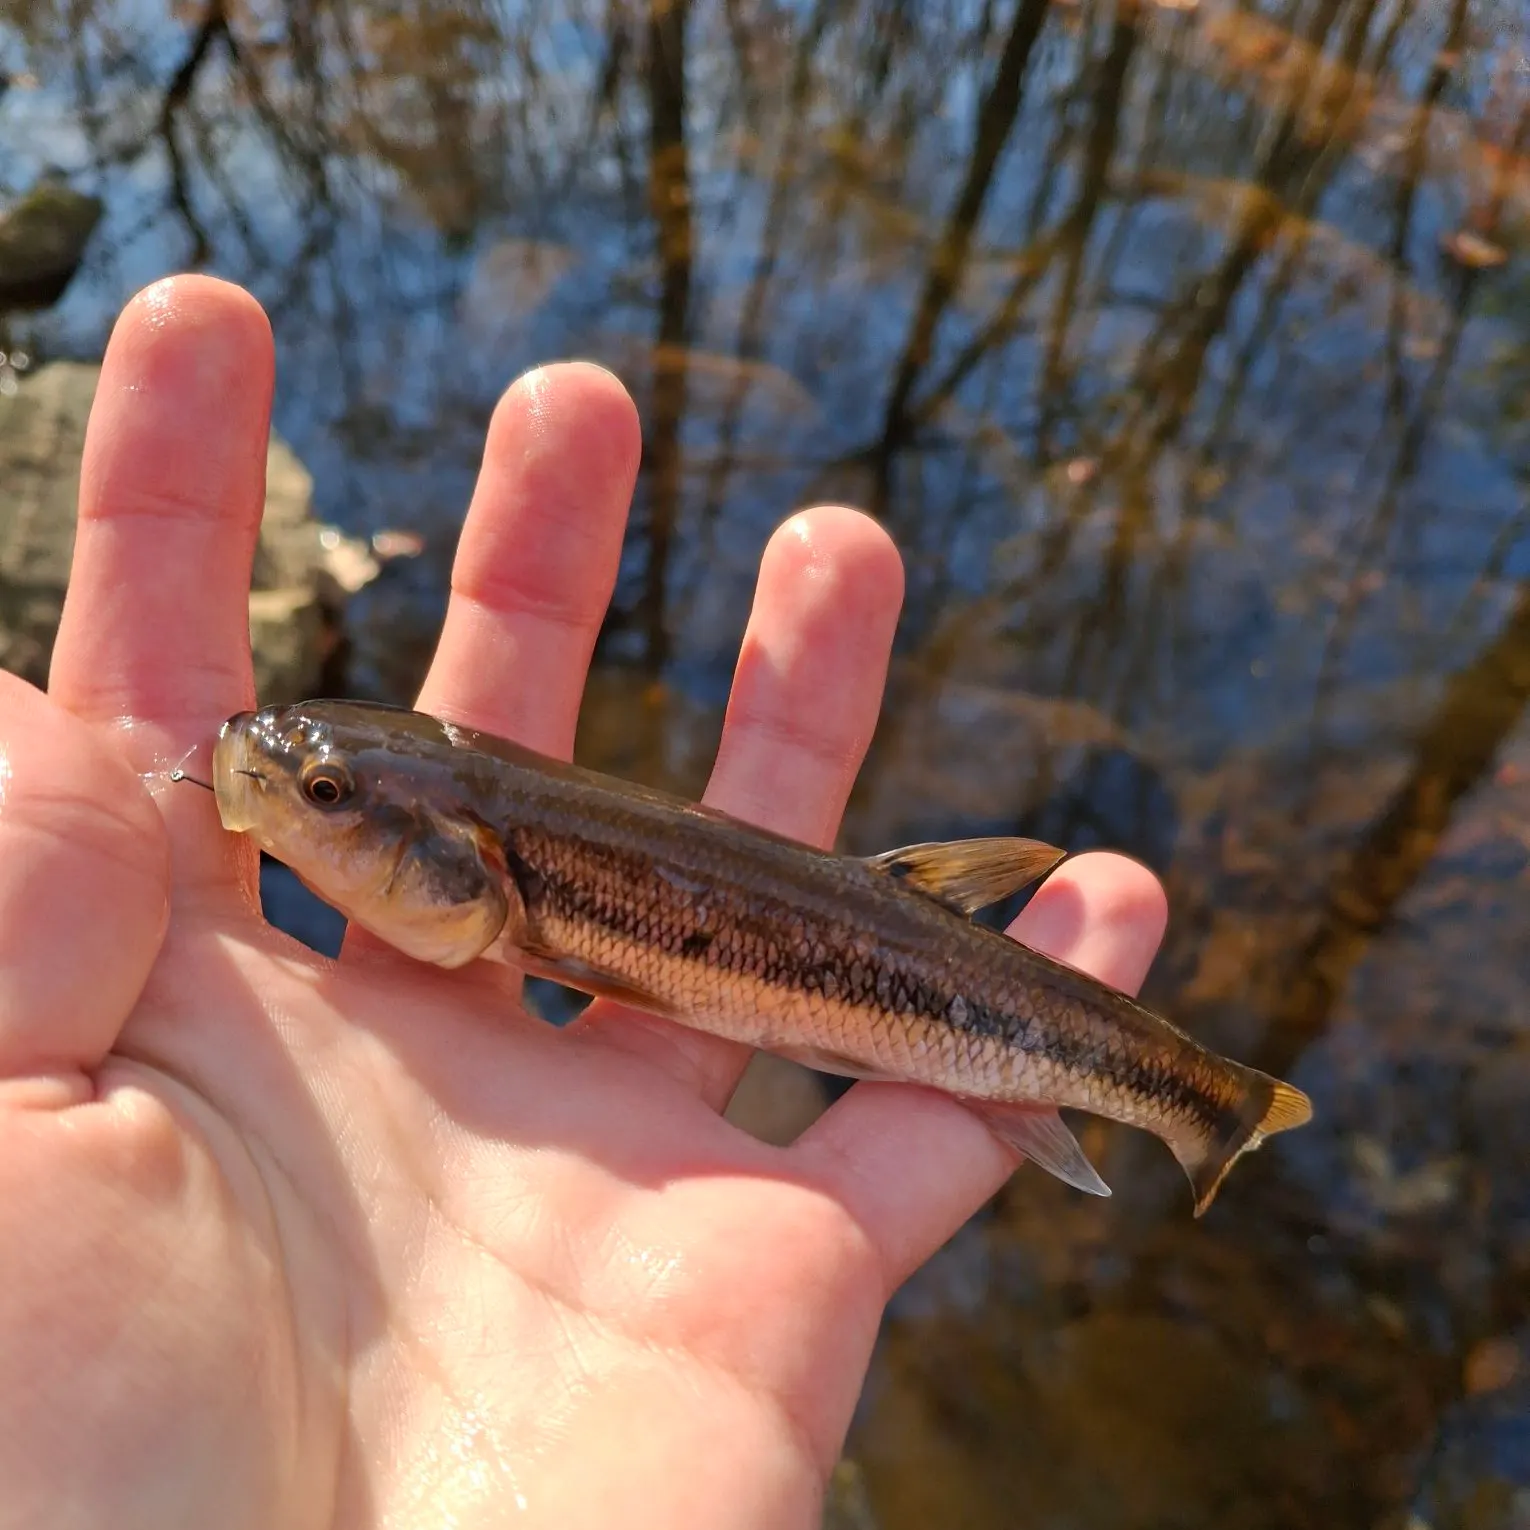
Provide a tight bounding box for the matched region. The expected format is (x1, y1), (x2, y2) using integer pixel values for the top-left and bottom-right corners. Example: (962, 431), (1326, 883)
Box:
(212, 704), (512, 967)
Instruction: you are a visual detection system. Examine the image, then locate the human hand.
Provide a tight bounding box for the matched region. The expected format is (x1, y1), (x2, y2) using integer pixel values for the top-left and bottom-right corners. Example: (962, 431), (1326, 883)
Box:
(0, 276), (1167, 1529)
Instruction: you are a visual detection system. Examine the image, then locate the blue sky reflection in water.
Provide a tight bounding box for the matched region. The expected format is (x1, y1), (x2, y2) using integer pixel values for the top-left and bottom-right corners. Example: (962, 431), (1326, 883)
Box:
(4, 0), (1530, 1525)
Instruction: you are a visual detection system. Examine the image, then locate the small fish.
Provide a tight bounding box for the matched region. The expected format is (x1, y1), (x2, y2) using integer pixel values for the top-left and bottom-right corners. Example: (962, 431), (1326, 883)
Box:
(209, 701), (1312, 1214)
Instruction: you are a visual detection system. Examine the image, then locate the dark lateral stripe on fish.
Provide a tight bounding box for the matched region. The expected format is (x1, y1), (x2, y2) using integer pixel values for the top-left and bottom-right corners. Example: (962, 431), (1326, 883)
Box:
(513, 828), (1264, 1143)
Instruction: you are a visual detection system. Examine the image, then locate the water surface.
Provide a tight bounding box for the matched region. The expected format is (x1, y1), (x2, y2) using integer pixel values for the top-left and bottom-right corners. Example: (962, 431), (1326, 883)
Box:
(4, 2), (1529, 1525)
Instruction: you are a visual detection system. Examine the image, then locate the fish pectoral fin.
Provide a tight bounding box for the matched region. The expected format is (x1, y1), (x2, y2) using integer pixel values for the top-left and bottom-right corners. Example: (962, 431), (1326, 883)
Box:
(863, 837), (1066, 916)
(962, 1100), (1112, 1198)
(515, 949), (681, 1020)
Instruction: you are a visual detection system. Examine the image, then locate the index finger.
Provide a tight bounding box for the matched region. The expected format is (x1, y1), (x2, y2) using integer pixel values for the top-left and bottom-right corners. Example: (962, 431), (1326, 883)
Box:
(49, 276), (274, 893)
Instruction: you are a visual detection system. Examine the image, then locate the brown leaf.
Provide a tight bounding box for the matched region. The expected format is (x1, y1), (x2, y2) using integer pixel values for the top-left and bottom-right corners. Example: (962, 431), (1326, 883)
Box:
(1463, 1337), (1521, 1395)
(1440, 229), (1508, 269)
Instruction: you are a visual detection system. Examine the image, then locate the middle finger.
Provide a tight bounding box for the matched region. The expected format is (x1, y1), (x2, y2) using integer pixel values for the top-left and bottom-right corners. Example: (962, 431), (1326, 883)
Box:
(414, 362), (641, 756)
(342, 363), (637, 966)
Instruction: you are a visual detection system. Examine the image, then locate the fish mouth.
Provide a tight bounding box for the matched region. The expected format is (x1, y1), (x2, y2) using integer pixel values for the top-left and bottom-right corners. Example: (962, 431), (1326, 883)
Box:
(211, 712), (274, 834)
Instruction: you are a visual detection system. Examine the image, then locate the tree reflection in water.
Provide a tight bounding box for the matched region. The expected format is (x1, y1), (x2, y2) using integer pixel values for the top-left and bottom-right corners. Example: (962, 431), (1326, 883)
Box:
(5, 0), (1530, 1523)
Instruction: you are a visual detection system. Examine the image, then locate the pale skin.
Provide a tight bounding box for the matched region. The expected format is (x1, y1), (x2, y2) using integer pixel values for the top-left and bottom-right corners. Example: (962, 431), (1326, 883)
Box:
(0, 276), (1168, 1529)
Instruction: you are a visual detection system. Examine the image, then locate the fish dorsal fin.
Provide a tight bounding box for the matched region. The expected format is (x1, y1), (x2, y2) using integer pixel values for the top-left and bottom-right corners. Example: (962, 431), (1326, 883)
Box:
(863, 837), (1066, 916)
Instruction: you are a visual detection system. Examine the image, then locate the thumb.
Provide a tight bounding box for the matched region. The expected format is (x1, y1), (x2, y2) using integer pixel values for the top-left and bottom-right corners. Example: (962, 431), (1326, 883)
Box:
(0, 672), (170, 1092)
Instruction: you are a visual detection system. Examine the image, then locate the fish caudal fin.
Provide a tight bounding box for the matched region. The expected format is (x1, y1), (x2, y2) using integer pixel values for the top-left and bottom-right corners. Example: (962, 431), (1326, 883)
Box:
(1171, 1071), (1313, 1218)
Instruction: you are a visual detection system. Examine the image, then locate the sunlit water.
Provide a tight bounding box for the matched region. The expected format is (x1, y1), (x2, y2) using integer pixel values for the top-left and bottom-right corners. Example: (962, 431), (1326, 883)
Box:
(4, 2), (1529, 1525)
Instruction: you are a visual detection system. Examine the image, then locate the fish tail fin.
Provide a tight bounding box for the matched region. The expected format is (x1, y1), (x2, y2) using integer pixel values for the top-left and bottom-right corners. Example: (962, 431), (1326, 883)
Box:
(1170, 1071), (1313, 1218)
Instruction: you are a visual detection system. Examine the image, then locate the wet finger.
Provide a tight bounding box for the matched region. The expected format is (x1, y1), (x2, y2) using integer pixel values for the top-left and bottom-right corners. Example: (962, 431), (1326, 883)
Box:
(50, 276), (274, 895)
(414, 363), (641, 758)
(790, 851), (1168, 1291)
(0, 673), (170, 1088)
(570, 507), (904, 1109)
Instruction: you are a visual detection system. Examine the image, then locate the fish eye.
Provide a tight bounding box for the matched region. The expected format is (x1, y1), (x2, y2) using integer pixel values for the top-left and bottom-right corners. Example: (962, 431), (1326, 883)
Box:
(300, 762), (354, 809)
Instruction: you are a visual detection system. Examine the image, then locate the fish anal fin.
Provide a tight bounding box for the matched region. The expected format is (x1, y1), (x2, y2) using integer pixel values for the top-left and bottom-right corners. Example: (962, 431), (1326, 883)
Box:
(963, 1099), (1112, 1198)
(864, 837), (1066, 916)
(1169, 1072), (1314, 1218)
(516, 949), (680, 1021)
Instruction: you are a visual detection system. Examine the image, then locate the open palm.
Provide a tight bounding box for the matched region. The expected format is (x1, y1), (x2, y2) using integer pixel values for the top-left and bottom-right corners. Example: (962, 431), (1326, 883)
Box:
(0, 278), (1167, 1529)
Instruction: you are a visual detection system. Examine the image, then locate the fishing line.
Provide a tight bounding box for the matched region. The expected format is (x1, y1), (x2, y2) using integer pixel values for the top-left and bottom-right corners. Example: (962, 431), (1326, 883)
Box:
(168, 742), (215, 792)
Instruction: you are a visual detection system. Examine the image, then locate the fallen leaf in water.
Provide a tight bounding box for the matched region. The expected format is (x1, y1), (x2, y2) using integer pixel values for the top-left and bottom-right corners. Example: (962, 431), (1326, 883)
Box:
(317, 526), (425, 595)
(371, 530), (425, 560)
(1351, 1135), (1465, 1215)
(1440, 230), (1508, 269)
(317, 531), (379, 596)
(461, 238), (578, 328)
(1463, 1337), (1521, 1395)
(1365, 1294), (1409, 1335)
(1351, 1136), (1391, 1183)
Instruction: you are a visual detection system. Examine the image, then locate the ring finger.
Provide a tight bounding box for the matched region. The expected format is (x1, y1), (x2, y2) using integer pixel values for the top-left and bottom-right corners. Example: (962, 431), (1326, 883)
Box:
(569, 506), (904, 1111)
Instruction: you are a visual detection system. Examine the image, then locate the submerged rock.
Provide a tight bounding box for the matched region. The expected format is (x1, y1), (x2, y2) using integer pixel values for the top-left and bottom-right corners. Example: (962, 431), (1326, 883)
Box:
(0, 359), (326, 703)
(1411, 1376), (1530, 1530)
(0, 180), (103, 311)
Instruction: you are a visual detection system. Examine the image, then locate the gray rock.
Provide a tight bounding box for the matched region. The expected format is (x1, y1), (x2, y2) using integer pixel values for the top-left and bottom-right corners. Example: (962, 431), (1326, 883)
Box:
(0, 359), (324, 702)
